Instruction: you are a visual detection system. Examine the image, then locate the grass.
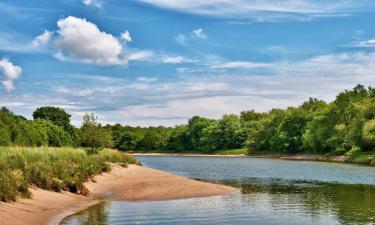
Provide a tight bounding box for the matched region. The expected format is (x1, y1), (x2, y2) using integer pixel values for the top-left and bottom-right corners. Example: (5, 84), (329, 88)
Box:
(211, 148), (248, 155)
(347, 151), (375, 165)
(0, 147), (137, 202)
(124, 148), (249, 155)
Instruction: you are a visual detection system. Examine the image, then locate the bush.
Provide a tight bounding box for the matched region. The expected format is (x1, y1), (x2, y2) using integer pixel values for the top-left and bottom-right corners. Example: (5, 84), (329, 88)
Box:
(363, 120), (375, 149)
(346, 145), (362, 158)
(0, 147), (137, 202)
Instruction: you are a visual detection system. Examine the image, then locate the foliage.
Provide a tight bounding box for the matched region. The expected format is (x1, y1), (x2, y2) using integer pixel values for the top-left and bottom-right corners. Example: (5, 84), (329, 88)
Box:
(0, 84), (374, 155)
(81, 113), (112, 153)
(33, 106), (71, 130)
(0, 147), (136, 202)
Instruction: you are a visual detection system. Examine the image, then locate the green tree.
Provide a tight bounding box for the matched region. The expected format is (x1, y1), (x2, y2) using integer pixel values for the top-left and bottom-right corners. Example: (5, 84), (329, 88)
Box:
(363, 120), (375, 150)
(81, 113), (112, 153)
(270, 109), (308, 153)
(187, 116), (212, 150)
(33, 107), (71, 129)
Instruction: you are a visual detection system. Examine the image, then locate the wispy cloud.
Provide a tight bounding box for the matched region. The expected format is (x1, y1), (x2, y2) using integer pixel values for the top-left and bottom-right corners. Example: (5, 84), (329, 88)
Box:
(137, 0), (373, 22)
(82, 0), (103, 9)
(351, 39), (375, 47)
(175, 28), (208, 45)
(4, 50), (374, 126)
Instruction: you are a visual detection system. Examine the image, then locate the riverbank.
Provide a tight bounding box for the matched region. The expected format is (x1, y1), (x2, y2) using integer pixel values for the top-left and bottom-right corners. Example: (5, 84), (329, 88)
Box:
(132, 151), (375, 166)
(0, 164), (236, 225)
(131, 152), (246, 157)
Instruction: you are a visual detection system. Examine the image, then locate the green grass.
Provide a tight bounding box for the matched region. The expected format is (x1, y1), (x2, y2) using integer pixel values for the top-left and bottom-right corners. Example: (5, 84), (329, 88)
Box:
(211, 148), (248, 155)
(347, 151), (375, 165)
(124, 148), (249, 155)
(0, 147), (137, 202)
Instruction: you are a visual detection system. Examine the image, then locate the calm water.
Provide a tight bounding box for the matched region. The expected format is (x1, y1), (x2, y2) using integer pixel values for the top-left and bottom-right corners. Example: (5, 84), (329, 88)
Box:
(62, 156), (375, 225)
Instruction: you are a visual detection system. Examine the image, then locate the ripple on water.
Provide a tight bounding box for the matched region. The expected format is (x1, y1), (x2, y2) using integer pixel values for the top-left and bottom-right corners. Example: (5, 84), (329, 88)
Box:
(62, 156), (375, 225)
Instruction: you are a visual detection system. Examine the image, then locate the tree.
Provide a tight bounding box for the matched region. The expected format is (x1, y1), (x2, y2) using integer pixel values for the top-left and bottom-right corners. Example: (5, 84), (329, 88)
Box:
(270, 109), (308, 153)
(33, 107), (71, 130)
(217, 114), (242, 149)
(168, 125), (190, 151)
(240, 110), (263, 122)
(363, 120), (375, 150)
(35, 120), (73, 147)
(81, 113), (112, 153)
(187, 116), (212, 150)
(303, 105), (339, 153)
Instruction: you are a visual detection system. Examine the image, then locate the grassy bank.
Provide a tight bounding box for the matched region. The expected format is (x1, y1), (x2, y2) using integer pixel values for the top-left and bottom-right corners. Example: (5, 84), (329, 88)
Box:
(0, 147), (137, 202)
(125, 148), (248, 155)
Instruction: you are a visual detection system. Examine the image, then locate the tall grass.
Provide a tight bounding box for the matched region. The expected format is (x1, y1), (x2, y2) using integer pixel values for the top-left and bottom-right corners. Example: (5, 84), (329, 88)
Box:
(0, 147), (137, 202)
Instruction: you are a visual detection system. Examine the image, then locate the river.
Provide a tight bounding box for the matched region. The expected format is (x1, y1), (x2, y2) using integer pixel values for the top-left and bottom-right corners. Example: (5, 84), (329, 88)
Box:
(62, 156), (375, 225)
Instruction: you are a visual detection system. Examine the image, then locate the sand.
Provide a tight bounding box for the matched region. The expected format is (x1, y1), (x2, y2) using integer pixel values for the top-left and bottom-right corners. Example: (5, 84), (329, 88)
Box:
(0, 165), (236, 225)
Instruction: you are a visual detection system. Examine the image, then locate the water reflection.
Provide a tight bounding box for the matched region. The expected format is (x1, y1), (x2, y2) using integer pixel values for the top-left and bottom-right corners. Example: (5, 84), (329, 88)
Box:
(62, 179), (375, 225)
(64, 202), (109, 225)
(229, 179), (375, 224)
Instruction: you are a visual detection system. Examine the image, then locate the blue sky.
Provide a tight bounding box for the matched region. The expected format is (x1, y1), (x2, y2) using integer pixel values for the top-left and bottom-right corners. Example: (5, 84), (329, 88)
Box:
(0, 0), (375, 126)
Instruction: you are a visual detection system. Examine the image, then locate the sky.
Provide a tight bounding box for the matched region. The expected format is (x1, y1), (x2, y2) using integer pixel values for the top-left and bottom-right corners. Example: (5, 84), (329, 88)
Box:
(0, 0), (375, 127)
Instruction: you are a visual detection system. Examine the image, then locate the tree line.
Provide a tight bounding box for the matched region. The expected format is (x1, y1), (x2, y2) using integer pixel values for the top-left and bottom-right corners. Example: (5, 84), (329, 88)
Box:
(1, 84), (375, 155)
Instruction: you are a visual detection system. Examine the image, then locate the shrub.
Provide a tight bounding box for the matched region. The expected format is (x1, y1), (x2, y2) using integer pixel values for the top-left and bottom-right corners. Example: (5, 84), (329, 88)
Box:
(346, 145), (362, 158)
(0, 147), (137, 202)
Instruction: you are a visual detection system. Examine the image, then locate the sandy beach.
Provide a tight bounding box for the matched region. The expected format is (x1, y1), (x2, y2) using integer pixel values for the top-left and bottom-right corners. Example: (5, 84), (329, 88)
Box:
(0, 165), (236, 225)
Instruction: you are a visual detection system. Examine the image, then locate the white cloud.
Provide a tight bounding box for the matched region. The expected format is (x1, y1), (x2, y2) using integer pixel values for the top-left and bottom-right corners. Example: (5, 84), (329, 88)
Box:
(126, 50), (154, 61)
(352, 39), (375, 47)
(161, 55), (195, 64)
(175, 28), (208, 45)
(212, 61), (271, 69)
(2, 80), (14, 92)
(192, 28), (207, 39)
(0, 58), (22, 92)
(28, 16), (168, 66)
(82, 0), (103, 9)
(30, 30), (53, 48)
(4, 50), (375, 126)
(121, 30), (132, 42)
(137, 0), (370, 21)
(136, 76), (158, 83)
(56, 16), (124, 65)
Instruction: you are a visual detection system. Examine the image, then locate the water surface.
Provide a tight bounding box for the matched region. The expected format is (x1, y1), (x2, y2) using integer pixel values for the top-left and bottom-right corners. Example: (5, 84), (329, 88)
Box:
(62, 156), (375, 225)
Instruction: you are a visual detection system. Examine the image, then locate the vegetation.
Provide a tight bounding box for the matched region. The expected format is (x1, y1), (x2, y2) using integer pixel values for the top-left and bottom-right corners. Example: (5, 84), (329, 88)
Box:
(104, 85), (375, 157)
(0, 84), (375, 201)
(81, 113), (112, 153)
(0, 147), (136, 202)
(1, 84), (375, 156)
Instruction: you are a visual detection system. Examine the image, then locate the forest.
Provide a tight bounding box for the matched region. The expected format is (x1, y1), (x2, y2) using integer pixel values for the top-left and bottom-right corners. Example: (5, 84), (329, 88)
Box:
(1, 84), (375, 155)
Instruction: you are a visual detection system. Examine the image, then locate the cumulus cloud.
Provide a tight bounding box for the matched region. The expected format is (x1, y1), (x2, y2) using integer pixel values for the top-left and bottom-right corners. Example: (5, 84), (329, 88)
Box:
(29, 16), (162, 66)
(121, 30), (132, 42)
(30, 30), (53, 48)
(82, 0), (103, 9)
(137, 0), (370, 21)
(56, 16), (124, 65)
(0, 58), (22, 92)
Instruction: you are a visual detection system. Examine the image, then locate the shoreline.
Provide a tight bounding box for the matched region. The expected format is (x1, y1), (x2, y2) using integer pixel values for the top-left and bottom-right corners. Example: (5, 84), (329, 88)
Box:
(131, 152), (356, 164)
(0, 164), (236, 225)
(131, 152), (247, 158)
